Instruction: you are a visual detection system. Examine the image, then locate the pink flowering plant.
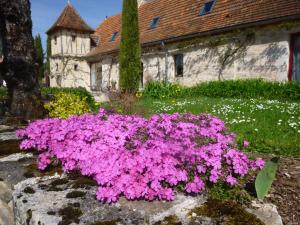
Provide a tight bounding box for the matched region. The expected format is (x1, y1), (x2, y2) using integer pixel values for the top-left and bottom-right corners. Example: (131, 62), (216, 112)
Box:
(16, 109), (264, 203)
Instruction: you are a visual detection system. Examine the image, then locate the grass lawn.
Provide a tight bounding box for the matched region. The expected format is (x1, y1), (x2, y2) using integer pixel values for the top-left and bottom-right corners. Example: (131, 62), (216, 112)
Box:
(136, 97), (300, 158)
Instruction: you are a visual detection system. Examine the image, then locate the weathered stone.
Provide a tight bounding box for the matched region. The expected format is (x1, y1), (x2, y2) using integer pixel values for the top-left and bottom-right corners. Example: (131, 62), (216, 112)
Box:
(0, 181), (12, 203)
(247, 201), (283, 225)
(0, 131), (20, 142)
(13, 175), (208, 225)
(0, 199), (14, 225)
(12, 174), (284, 225)
(0, 153), (33, 163)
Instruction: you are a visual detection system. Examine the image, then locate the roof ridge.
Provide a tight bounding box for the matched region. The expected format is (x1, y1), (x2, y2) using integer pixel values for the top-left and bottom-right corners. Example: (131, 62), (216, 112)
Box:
(47, 3), (94, 35)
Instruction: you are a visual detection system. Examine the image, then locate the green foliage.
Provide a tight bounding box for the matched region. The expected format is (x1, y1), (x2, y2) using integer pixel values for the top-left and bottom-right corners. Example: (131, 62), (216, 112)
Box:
(44, 92), (91, 119)
(143, 82), (182, 99)
(208, 183), (252, 205)
(42, 87), (97, 111)
(46, 35), (51, 73)
(119, 0), (141, 93)
(0, 87), (7, 99)
(255, 158), (279, 200)
(143, 79), (300, 101)
(138, 97), (300, 157)
(34, 34), (44, 78)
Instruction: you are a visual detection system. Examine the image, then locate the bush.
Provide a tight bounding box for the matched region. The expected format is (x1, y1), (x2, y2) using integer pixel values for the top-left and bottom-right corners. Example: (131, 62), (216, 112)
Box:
(0, 87), (7, 100)
(17, 110), (264, 203)
(42, 87), (96, 110)
(143, 80), (300, 101)
(44, 92), (91, 119)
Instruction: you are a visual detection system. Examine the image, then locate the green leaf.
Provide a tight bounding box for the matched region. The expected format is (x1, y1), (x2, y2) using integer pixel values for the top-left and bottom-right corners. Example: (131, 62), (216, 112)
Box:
(255, 157), (279, 200)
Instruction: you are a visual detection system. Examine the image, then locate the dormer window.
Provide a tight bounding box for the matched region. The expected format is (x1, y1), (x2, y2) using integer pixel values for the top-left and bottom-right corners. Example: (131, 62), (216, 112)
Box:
(54, 36), (57, 45)
(110, 32), (119, 42)
(72, 35), (76, 42)
(199, 0), (216, 16)
(149, 17), (160, 29)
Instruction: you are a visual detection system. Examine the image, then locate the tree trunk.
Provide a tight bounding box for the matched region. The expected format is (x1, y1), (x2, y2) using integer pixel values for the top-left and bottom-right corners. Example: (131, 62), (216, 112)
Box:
(0, 0), (43, 121)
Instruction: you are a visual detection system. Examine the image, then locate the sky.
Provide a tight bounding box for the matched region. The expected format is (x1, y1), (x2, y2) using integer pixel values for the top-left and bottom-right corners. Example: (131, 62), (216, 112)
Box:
(31, 0), (123, 49)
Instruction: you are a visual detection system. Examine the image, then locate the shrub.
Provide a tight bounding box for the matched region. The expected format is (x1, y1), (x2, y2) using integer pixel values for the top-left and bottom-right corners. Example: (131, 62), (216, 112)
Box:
(143, 80), (300, 101)
(17, 110), (264, 203)
(143, 82), (182, 99)
(44, 92), (90, 119)
(0, 87), (7, 100)
(42, 87), (96, 110)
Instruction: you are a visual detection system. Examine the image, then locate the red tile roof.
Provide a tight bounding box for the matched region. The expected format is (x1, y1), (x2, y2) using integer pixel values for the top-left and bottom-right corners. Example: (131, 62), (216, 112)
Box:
(87, 0), (300, 59)
(47, 3), (94, 35)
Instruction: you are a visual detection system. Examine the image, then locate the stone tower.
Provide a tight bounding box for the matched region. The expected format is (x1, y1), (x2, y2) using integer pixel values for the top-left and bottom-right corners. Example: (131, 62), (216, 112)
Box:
(46, 2), (94, 89)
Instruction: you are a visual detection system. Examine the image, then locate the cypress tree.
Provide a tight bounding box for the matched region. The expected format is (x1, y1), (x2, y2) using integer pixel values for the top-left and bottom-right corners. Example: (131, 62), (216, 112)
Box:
(34, 34), (44, 79)
(119, 0), (141, 93)
(46, 35), (51, 73)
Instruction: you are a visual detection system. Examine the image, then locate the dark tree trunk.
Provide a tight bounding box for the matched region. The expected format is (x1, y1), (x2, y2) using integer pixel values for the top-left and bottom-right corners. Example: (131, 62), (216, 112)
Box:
(0, 0), (43, 121)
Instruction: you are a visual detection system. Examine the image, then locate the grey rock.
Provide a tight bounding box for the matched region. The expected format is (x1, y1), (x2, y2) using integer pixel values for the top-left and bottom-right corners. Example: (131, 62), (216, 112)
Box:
(0, 125), (15, 133)
(0, 199), (14, 225)
(12, 175), (284, 225)
(0, 153), (34, 163)
(0, 181), (12, 203)
(0, 155), (36, 187)
(247, 201), (283, 225)
(0, 131), (20, 142)
(13, 175), (208, 225)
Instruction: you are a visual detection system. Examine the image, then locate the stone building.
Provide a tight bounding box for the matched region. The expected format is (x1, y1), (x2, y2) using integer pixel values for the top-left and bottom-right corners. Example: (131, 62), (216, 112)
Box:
(47, 0), (300, 99)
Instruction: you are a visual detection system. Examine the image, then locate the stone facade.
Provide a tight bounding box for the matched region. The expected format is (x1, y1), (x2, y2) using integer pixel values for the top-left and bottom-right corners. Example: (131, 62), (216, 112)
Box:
(49, 30), (91, 90)
(48, 2), (300, 99)
(95, 24), (299, 91)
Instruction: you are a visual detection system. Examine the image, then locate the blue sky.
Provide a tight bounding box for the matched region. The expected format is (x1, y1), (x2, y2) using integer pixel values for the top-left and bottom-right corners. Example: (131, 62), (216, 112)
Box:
(31, 0), (123, 49)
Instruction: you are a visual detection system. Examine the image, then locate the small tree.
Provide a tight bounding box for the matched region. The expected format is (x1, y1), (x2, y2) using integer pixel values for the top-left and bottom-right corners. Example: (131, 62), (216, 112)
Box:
(46, 35), (51, 73)
(119, 0), (141, 93)
(34, 34), (44, 79)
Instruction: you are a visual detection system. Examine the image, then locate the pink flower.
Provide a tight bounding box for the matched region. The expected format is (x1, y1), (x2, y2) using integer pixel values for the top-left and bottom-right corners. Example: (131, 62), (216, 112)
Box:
(243, 141), (250, 148)
(17, 109), (264, 203)
(226, 175), (237, 186)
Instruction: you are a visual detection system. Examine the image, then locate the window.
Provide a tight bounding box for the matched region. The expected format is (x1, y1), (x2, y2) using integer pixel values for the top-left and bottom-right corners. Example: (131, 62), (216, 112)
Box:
(72, 35), (76, 42)
(290, 34), (300, 82)
(174, 54), (184, 77)
(149, 17), (160, 29)
(54, 36), (57, 45)
(74, 64), (78, 71)
(110, 32), (119, 42)
(199, 0), (216, 16)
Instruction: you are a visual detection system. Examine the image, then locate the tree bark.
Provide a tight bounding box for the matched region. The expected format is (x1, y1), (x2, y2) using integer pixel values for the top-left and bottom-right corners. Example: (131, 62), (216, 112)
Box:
(0, 0), (43, 120)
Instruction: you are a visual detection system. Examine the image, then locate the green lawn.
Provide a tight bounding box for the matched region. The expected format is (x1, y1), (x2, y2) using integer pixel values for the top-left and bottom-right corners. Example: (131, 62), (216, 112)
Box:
(136, 97), (300, 158)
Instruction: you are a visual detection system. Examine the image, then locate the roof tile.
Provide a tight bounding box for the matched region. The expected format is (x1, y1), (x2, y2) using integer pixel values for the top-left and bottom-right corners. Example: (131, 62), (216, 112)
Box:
(88, 0), (300, 58)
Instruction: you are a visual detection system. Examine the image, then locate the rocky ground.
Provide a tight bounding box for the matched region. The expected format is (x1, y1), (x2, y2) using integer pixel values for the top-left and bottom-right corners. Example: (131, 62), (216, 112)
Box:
(0, 125), (296, 225)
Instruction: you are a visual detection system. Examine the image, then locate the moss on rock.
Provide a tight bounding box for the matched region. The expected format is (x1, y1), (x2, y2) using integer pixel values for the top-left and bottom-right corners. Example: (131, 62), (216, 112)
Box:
(23, 187), (35, 194)
(189, 199), (265, 225)
(153, 215), (182, 225)
(71, 177), (97, 189)
(66, 191), (86, 199)
(58, 206), (82, 225)
(90, 220), (121, 225)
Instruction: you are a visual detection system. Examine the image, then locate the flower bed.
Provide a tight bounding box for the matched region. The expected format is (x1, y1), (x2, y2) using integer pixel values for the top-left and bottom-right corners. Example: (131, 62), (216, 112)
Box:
(16, 109), (264, 203)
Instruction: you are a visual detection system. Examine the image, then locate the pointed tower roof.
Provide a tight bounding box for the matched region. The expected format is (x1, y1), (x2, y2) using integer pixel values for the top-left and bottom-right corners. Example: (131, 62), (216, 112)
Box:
(47, 3), (94, 35)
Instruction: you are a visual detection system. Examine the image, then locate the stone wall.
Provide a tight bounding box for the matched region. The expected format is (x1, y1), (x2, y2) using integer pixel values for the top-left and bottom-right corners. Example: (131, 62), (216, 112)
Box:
(49, 30), (91, 90)
(98, 24), (300, 89)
